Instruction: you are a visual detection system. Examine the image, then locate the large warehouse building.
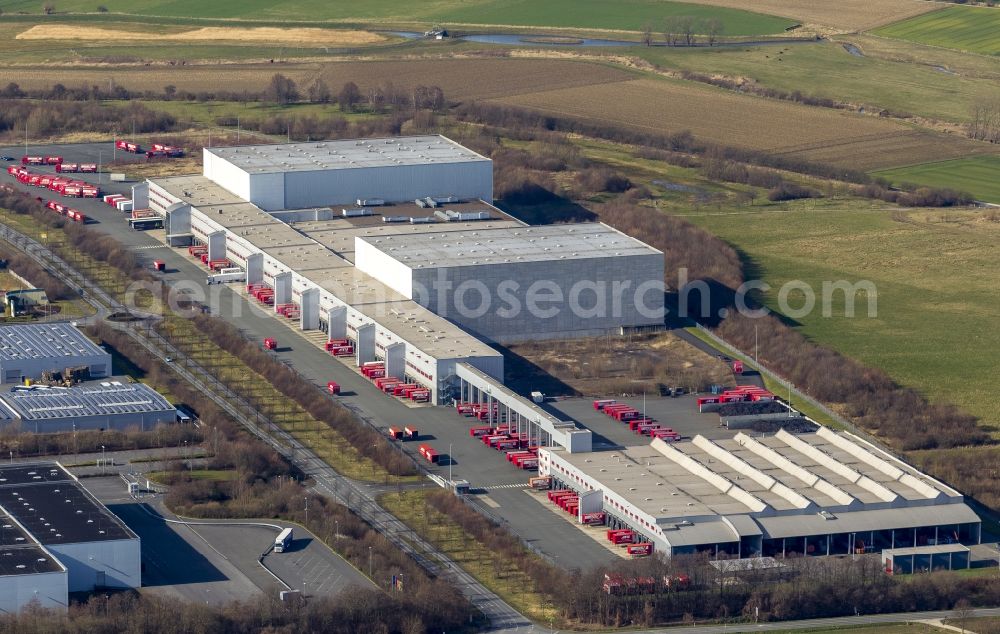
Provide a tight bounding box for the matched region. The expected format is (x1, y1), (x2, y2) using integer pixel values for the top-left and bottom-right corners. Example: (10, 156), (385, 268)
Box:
(0, 463), (140, 611)
(540, 427), (981, 559)
(138, 136), (663, 406)
(355, 224), (664, 341)
(0, 324), (111, 384)
(0, 380), (178, 432)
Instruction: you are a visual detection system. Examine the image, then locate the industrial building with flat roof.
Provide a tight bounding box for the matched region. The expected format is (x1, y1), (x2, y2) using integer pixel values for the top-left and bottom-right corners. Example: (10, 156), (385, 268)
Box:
(355, 224), (665, 342)
(0, 323), (111, 384)
(539, 427), (980, 559)
(0, 462), (140, 611)
(202, 135), (492, 211)
(0, 380), (177, 432)
(137, 135), (664, 408)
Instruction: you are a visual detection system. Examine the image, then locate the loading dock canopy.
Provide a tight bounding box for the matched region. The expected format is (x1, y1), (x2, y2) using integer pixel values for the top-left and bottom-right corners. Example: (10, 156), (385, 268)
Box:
(456, 362), (591, 453)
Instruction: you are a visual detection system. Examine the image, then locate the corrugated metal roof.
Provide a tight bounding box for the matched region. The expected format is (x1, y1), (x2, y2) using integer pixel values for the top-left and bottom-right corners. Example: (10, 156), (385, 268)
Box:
(0, 324), (107, 364)
(661, 520), (738, 547)
(0, 381), (174, 421)
(756, 504), (980, 539)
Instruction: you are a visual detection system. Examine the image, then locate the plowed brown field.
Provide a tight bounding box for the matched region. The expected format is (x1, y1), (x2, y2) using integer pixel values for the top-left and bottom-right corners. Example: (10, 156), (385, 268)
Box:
(0, 58), (633, 101)
(491, 78), (1000, 170)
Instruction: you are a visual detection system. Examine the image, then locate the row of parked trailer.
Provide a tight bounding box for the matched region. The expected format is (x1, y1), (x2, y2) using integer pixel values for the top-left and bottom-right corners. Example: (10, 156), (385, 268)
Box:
(103, 193), (132, 213)
(361, 362), (431, 403)
(465, 421), (540, 470)
(546, 489), (651, 556)
(115, 140), (185, 159)
(8, 166), (101, 198)
(43, 199), (86, 222)
(20, 155), (63, 166)
(592, 399), (682, 442)
(324, 338), (355, 357)
(454, 400), (510, 422)
(695, 385), (774, 413)
(386, 425), (419, 441)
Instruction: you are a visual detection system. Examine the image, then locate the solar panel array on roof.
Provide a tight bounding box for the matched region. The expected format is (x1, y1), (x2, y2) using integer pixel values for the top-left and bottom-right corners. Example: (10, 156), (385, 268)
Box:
(0, 324), (106, 362)
(0, 381), (174, 421)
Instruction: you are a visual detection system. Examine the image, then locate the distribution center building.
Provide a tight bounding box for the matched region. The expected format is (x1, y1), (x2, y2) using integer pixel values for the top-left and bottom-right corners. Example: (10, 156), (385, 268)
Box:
(0, 380), (178, 432)
(0, 462), (140, 610)
(140, 135), (664, 405)
(0, 324), (111, 384)
(354, 224), (665, 342)
(540, 427), (981, 559)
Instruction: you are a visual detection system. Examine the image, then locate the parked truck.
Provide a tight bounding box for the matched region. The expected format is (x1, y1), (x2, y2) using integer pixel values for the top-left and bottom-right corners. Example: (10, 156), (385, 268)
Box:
(274, 527), (293, 553)
(327, 381), (340, 395)
(152, 260), (165, 272)
(263, 337), (277, 350)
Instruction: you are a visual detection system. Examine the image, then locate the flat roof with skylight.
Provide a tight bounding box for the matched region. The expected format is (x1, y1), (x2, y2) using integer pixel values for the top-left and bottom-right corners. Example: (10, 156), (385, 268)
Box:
(205, 135), (489, 174)
(357, 223), (662, 268)
(0, 380), (174, 422)
(0, 463), (135, 545)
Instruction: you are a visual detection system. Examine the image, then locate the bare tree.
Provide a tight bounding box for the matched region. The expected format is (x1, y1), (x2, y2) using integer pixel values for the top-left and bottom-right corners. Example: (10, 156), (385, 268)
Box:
(42, 3), (55, 14)
(641, 21), (653, 46)
(264, 73), (298, 105)
(337, 81), (361, 112)
(952, 599), (972, 634)
(678, 16), (697, 46)
(306, 78), (331, 103)
(706, 18), (723, 46)
(969, 99), (1000, 143)
(662, 17), (679, 47)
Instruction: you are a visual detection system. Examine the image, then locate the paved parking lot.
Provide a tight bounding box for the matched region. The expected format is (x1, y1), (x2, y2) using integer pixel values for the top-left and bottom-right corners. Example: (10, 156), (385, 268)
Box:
(545, 395), (732, 449)
(82, 476), (372, 602)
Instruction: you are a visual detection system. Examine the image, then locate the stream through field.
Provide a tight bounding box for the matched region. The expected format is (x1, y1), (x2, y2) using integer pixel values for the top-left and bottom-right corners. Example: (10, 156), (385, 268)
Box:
(386, 31), (816, 49)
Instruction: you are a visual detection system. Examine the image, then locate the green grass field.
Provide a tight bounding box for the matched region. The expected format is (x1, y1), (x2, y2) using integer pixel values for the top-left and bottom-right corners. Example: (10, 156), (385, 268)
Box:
(634, 39), (1000, 124)
(680, 200), (1000, 432)
(874, 156), (1000, 204)
(875, 6), (1000, 56)
(1, 0), (794, 34)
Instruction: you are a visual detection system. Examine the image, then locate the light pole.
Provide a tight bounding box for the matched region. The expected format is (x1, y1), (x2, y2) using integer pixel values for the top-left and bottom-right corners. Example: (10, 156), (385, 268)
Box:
(368, 546), (373, 579)
(97, 150), (102, 185)
(335, 519), (339, 539)
(448, 442), (453, 484)
(101, 445), (105, 475)
(304, 496), (309, 524)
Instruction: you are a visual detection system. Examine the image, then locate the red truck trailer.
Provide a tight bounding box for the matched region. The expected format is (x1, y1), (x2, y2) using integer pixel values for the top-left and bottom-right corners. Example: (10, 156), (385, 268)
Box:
(593, 399), (617, 411)
(403, 426), (418, 440)
(55, 163), (79, 173)
(627, 543), (653, 557)
(79, 163), (97, 173)
(43, 156), (62, 165)
(387, 426), (403, 440)
(581, 512), (606, 526)
(732, 360), (744, 375)
(21, 156), (43, 166)
(418, 444), (439, 464)
(263, 337), (277, 350)
(152, 260), (165, 271)
(327, 381), (340, 395)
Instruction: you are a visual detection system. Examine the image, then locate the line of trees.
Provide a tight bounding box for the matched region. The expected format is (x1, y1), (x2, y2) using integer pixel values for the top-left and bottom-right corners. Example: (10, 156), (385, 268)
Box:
(0, 100), (177, 140)
(641, 17), (724, 47)
(969, 99), (1000, 143)
(0, 241), (77, 301)
(180, 313), (417, 477)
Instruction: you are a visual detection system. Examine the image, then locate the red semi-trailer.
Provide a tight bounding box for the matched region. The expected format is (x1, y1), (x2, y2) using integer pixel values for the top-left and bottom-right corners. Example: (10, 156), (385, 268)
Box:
(263, 337), (277, 350)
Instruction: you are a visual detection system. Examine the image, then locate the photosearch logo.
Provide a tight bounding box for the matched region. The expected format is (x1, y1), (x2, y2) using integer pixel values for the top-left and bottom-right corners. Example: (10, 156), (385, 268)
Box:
(674, 268), (878, 320)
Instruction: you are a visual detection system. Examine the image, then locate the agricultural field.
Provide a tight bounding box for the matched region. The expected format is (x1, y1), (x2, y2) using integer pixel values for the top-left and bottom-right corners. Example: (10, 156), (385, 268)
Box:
(631, 39), (1000, 124)
(490, 76), (1000, 170)
(14, 24), (387, 47)
(674, 0), (937, 31)
(0, 0), (793, 35)
(875, 157), (1000, 204)
(874, 6), (1000, 56)
(679, 199), (1000, 430)
(0, 57), (634, 102)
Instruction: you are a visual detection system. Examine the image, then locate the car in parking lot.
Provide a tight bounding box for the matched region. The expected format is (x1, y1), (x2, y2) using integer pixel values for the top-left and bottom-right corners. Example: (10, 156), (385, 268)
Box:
(0, 156), (14, 161)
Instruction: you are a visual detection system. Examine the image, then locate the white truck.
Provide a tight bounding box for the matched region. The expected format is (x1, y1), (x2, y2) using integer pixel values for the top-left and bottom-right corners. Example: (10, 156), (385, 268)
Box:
(274, 527), (292, 553)
(206, 267), (246, 285)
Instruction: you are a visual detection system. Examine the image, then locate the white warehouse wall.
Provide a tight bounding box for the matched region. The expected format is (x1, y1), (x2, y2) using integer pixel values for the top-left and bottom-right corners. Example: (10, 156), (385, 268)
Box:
(48, 539), (141, 592)
(0, 570), (67, 613)
(279, 161), (492, 209)
(202, 150), (251, 202)
(247, 172), (285, 211)
(354, 238), (414, 299)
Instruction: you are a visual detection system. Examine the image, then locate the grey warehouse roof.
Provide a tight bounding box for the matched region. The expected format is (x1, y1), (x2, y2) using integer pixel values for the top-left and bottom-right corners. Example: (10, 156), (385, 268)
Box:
(357, 223), (662, 268)
(0, 463), (135, 544)
(0, 381), (174, 421)
(0, 323), (106, 364)
(0, 544), (63, 576)
(205, 135), (489, 174)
